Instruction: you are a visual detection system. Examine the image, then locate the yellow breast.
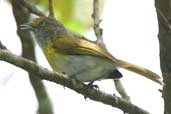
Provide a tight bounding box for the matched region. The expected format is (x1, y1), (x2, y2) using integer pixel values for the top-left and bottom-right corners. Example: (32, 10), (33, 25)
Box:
(43, 41), (65, 72)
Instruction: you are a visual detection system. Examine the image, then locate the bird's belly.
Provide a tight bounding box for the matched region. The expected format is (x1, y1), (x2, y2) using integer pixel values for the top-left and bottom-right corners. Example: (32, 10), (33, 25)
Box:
(46, 54), (116, 82)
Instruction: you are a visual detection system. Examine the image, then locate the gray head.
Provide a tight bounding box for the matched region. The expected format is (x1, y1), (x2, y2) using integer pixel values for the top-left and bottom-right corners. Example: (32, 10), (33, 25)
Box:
(21, 17), (68, 47)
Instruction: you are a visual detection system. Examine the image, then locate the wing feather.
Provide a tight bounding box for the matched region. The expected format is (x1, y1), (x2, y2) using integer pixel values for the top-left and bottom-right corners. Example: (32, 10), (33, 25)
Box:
(51, 36), (117, 62)
(49, 36), (162, 85)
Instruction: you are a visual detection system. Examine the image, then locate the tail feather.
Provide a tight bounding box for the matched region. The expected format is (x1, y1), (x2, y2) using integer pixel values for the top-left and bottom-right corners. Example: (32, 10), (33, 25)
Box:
(116, 59), (163, 85)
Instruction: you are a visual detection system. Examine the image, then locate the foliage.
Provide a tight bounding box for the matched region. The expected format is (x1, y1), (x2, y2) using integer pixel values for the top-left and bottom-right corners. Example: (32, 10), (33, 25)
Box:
(36, 0), (104, 33)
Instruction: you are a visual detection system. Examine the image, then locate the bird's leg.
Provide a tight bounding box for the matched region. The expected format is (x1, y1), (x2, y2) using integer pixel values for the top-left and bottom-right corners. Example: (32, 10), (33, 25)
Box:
(87, 81), (99, 89)
(84, 81), (99, 100)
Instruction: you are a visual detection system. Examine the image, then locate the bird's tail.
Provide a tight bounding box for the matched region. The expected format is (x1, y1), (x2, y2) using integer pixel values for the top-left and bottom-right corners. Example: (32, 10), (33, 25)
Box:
(116, 59), (163, 85)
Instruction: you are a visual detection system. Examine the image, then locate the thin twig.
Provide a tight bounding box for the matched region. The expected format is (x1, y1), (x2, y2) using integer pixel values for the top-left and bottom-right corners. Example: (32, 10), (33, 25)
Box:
(92, 0), (106, 48)
(0, 47), (150, 114)
(92, 0), (131, 110)
(114, 80), (132, 114)
(20, 0), (45, 17)
(48, 0), (54, 17)
(114, 80), (130, 101)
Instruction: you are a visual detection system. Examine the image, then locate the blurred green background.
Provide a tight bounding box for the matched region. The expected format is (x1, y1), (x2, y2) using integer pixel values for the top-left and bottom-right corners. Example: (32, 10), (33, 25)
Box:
(35, 0), (104, 33)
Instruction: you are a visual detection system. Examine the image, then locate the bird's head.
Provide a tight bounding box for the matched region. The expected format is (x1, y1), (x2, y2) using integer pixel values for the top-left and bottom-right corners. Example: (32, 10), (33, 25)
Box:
(20, 17), (68, 47)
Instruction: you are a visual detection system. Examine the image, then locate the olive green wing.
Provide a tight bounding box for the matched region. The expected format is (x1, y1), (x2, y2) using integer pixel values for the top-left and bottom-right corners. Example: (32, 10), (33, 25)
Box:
(51, 36), (117, 62)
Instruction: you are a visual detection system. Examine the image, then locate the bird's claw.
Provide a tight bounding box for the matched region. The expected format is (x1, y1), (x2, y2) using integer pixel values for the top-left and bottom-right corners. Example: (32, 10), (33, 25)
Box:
(84, 81), (99, 100)
(87, 81), (99, 90)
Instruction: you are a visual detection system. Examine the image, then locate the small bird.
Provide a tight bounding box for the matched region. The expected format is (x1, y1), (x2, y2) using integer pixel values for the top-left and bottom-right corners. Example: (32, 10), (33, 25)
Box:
(21, 16), (162, 85)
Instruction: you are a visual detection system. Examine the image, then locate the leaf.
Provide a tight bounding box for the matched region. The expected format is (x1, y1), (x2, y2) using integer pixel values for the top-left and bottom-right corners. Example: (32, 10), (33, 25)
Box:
(36, 0), (104, 33)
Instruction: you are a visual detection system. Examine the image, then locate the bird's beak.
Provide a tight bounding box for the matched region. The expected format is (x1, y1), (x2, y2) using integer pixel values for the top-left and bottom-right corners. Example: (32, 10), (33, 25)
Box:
(20, 23), (33, 30)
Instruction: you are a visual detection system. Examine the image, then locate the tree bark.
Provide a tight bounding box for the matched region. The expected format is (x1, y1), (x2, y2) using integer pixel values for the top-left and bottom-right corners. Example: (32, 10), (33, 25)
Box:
(155, 0), (171, 113)
(11, 0), (53, 114)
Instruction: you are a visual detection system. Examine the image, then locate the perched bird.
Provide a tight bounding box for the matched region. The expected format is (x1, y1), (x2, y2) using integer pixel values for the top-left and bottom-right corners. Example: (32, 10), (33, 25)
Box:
(21, 16), (162, 85)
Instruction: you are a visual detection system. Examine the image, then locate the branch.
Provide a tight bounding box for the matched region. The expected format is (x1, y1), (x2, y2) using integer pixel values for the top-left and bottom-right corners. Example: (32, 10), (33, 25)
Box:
(156, 6), (171, 31)
(155, 1), (171, 114)
(20, 0), (45, 17)
(92, 0), (105, 48)
(11, 0), (53, 113)
(48, 0), (54, 17)
(92, 1), (131, 111)
(114, 80), (130, 101)
(0, 47), (150, 114)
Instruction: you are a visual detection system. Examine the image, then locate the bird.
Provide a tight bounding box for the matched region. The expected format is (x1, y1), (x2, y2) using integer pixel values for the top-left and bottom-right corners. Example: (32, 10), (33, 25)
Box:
(20, 16), (162, 85)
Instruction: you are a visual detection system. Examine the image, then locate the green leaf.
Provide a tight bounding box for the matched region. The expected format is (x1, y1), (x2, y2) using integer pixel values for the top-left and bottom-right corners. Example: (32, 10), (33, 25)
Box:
(36, 0), (104, 33)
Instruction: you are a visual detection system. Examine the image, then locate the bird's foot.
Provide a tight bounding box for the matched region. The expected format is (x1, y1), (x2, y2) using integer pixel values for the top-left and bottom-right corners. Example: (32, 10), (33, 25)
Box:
(84, 81), (99, 100)
(87, 81), (99, 89)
